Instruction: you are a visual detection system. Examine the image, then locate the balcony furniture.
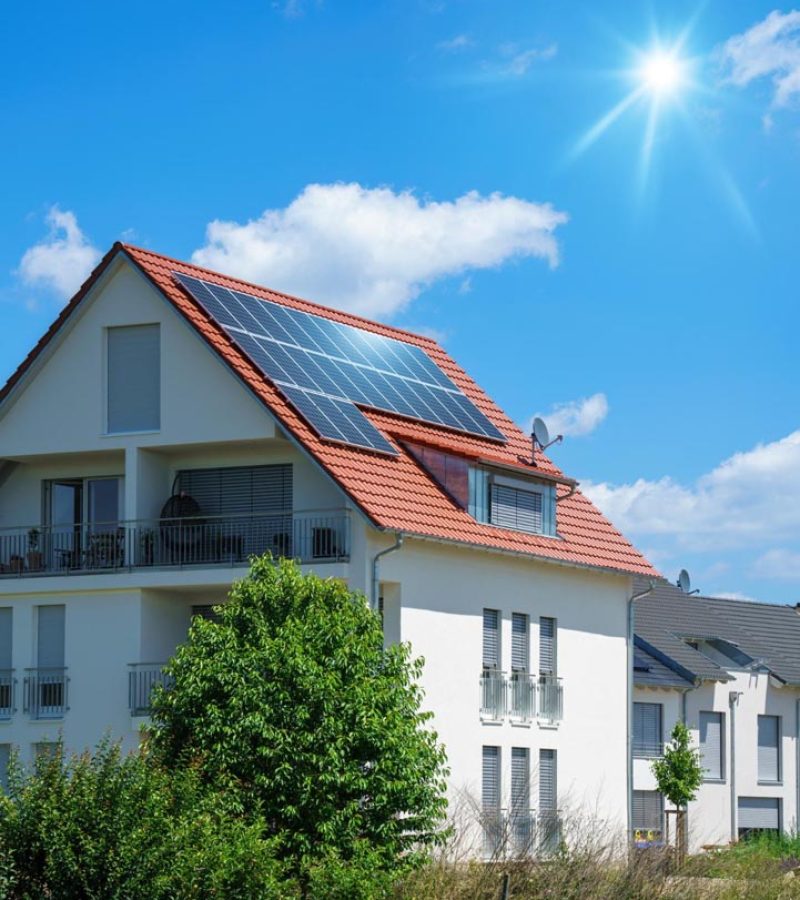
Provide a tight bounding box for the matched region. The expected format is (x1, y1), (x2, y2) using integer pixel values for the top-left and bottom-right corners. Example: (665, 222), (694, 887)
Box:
(85, 528), (125, 569)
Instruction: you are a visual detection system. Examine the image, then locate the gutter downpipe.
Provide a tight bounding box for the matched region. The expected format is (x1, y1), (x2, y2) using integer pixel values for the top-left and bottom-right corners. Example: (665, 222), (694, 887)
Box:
(729, 691), (741, 843)
(627, 580), (656, 845)
(371, 533), (404, 612)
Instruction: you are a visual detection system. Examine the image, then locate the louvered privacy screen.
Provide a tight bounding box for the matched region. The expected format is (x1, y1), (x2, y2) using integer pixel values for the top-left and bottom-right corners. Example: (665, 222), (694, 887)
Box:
(491, 484), (543, 533)
(633, 702), (663, 757)
(511, 747), (530, 811)
(511, 613), (529, 672)
(632, 791), (664, 833)
(699, 711), (724, 780)
(107, 324), (160, 433)
(482, 746), (500, 811)
(738, 797), (780, 831)
(539, 749), (557, 811)
(175, 465), (293, 516)
(483, 609), (500, 669)
(539, 617), (556, 676)
(757, 716), (780, 782)
(0, 608), (10, 669)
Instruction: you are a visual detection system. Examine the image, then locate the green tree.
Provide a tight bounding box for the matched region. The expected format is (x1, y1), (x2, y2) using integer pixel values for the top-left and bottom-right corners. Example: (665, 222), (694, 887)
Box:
(0, 739), (286, 899)
(650, 721), (704, 810)
(147, 556), (449, 890)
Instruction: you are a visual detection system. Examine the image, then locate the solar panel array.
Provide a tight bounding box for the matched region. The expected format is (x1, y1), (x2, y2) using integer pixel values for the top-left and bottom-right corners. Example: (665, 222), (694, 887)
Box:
(174, 273), (506, 454)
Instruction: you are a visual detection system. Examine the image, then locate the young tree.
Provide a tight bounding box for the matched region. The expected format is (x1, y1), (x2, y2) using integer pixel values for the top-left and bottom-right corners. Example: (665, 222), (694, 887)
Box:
(650, 721), (703, 860)
(147, 556), (449, 888)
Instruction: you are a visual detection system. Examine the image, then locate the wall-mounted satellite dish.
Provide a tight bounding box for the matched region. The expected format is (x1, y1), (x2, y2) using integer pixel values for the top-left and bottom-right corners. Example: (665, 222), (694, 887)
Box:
(530, 416), (563, 466)
(677, 569), (692, 593)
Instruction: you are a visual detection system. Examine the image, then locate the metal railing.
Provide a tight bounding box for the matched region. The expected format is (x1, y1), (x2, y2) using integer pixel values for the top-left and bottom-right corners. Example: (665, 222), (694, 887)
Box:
(481, 809), (562, 859)
(128, 663), (172, 716)
(0, 669), (15, 719)
(480, 669), (506, 720)
(0, 510), (351, 577)
(632, 741), (665, 759)
(23, 667), (68, 719)
(480, 671), (563, 723)
(508, 671), (536, 722)
(538, 674), (564, 722)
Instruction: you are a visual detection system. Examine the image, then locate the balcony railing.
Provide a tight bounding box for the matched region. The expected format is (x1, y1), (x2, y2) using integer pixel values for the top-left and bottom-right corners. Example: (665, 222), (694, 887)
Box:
(0, 510), (350, 578)
(480, 669), (506, 720)
(0, 669), (15, 719)
(480, 671), (564, 723)
(482, 809), (562, 859)
(632, 741), (665, 759)
(23, 667), (68, 719)
(538, 675), (563, 722)
(128, 663), (172, 716)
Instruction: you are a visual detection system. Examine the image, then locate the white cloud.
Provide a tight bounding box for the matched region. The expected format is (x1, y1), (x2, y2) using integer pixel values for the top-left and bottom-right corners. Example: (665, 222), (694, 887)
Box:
(498, 43), (557, 77)
(712, 591), (762, 603)
(438, 34), (474, 52)
(720, 10), (800, 107)
(754, 548), (800, 580)
(534, 393), (608, 438)
(583, 430), (800, 550)
(192, 183), (567, 318)
(17, 207), (101, 300)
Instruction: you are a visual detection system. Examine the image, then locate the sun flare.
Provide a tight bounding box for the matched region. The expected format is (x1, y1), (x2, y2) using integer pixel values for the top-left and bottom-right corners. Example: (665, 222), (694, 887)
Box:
(641, 52), (685, 94)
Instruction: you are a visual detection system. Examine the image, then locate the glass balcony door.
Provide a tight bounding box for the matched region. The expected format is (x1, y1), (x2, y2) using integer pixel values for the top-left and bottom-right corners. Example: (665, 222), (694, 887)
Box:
(45, 477), (123, 570)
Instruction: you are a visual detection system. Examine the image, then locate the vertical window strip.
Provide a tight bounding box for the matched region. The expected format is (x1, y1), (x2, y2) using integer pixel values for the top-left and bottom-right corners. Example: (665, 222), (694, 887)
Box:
(539, 749), (557, 811)
(632, 790), (664, 835)
(511, 613), (529, 672)
(483, 609), (500, 669)
(633, 702), (663, 757)
(539, 617), (556, 676)
(699, 711), (724, 781)
(757, 715), (780, 783)
(107, 324), (161, 433)
(482, 746), (501, 811)
(511, 747), (530, 813)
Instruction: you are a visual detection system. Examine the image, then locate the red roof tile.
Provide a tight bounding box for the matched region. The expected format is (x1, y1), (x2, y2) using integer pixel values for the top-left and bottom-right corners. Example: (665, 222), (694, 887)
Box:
(2, 243), (659, 578)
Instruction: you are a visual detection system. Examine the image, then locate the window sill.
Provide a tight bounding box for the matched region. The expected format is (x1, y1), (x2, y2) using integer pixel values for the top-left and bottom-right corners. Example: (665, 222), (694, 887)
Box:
(510, 719), (533, 728)
(102, 429), (161, 438)
(538, 720), (560, 731)
(480, 717), (504, 726)
(702, 778), (726, 784)
(757, 780), (783, 786)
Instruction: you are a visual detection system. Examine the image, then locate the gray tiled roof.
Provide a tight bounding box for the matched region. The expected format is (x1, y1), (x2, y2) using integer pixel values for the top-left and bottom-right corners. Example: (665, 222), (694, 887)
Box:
(633, 579), (800, 687)
(633, 638), (694, 689)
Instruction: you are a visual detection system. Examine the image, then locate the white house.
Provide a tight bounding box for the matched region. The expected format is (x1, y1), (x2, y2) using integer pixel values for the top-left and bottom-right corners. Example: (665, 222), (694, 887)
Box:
(0, 242), (659, 854)
(633, 580), (800, 852)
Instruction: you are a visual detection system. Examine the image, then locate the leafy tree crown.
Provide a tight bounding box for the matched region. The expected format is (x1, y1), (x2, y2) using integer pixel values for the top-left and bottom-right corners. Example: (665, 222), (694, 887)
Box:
(650, 721), (704, 809)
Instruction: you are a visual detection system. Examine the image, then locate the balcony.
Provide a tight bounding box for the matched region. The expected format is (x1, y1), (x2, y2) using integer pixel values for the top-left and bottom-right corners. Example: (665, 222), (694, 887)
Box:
(128, 663), (172, 716)
(481, 809), (562, 859)
(479, 671), (564, 723)
(0, 510), (350, 578)
(23, 667), (69, 719)
(0, 669), (15, 719)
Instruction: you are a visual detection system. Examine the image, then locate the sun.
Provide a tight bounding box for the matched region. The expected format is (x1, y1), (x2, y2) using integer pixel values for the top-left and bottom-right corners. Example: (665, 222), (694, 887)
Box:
(640, 52), (685, 95)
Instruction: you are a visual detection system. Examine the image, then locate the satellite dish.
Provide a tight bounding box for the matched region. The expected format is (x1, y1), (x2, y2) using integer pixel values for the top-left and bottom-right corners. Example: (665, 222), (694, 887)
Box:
(532, 417), (550, 448)
(677, 569), (692, 593)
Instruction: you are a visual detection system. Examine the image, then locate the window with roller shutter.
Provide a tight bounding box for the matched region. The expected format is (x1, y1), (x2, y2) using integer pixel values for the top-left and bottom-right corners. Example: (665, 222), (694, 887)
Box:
(757, 715), (781, 783)
(511, 613), (529, 672)
(633, 702), (663, 758)
(632, 790), (664, 837)
(175, 465), (293, 517)
(483, 608), (500, 669)
(107, 325), (160, 433)
(699, 711), (724, 781)
(539, 617), (556, 676)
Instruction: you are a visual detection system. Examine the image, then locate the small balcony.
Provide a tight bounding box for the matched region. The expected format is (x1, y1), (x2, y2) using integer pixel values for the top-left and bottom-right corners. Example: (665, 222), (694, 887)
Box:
(23, 667), (69, 719)
(128, 663), (172, 716)
(0, 669), (15, 719)
(481, 809), (562, 859)
(632, 740), (665, 759)
(480, 671), (564, 723)
(0, 510), (350, 578)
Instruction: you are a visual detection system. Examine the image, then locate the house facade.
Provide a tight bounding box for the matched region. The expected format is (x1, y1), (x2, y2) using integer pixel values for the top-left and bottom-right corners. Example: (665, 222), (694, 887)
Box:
(632, 581), (800, 852)
(0, 243), (659, 853)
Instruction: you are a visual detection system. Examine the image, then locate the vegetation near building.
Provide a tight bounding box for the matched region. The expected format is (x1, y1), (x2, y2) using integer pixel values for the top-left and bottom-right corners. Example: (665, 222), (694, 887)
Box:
(0, 556), (449, 898)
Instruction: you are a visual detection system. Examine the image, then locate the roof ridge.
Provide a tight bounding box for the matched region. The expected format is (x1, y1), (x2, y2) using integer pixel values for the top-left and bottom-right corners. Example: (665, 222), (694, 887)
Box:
(119, 242), (440, 348)
(697, 593), (796, 612)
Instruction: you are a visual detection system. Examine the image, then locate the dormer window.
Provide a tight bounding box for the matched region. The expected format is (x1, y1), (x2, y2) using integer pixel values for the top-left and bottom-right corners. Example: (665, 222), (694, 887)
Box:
(480, 472), (556, 536)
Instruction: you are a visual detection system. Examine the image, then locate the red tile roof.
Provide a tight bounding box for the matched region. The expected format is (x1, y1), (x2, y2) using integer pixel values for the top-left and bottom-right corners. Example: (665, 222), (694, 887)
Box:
(2, 243), (659, 578)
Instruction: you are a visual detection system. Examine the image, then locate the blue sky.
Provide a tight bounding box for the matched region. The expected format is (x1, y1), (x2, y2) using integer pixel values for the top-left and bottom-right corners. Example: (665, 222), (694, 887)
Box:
(1, 1), (798, 602)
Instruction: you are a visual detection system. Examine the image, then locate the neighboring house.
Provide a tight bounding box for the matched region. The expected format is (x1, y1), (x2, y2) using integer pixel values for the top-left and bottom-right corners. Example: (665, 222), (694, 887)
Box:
(632, 580), (800, 852)
(0, 243), (657, 854)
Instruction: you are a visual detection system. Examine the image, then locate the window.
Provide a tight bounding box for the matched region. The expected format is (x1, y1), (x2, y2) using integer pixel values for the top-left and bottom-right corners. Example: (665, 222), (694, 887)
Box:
(699, 711), (724, 781)
(175, 465), (293, 517)
(511, 613), (529, 672)
(0, 608), (11, 719)
(33, 742), (60, 762)
(469, 470), (556, 535)
(0, 744), (9, 792)
(633, 702), (663, 758)
(191, 605), (222, 625)
(44, 477), (124, 570)
(107, 324), (161, 433)
(483, 609), (500, 670)
(738, 797), (780, 839)
(758, 715), (781, 783)
(539, 749), (557, 812)
(632, 790), (664, 840)
(482, 745), (502, 857)
(539, 617), (557, 677)
(510, 747), (532, 853)
(404, 443), (469, 509)
(29, 606), (66, 719)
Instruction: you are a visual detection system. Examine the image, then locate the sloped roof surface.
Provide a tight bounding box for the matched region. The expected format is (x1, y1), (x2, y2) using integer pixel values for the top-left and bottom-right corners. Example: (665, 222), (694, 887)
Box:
(0, 243), (659, 577)
(634, 579), (800, 686)
(633, 638), (694, 689)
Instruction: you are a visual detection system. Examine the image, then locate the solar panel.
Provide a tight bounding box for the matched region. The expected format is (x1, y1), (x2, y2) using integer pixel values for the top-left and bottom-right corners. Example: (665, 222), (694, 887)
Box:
(174, 273), (506, 454)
